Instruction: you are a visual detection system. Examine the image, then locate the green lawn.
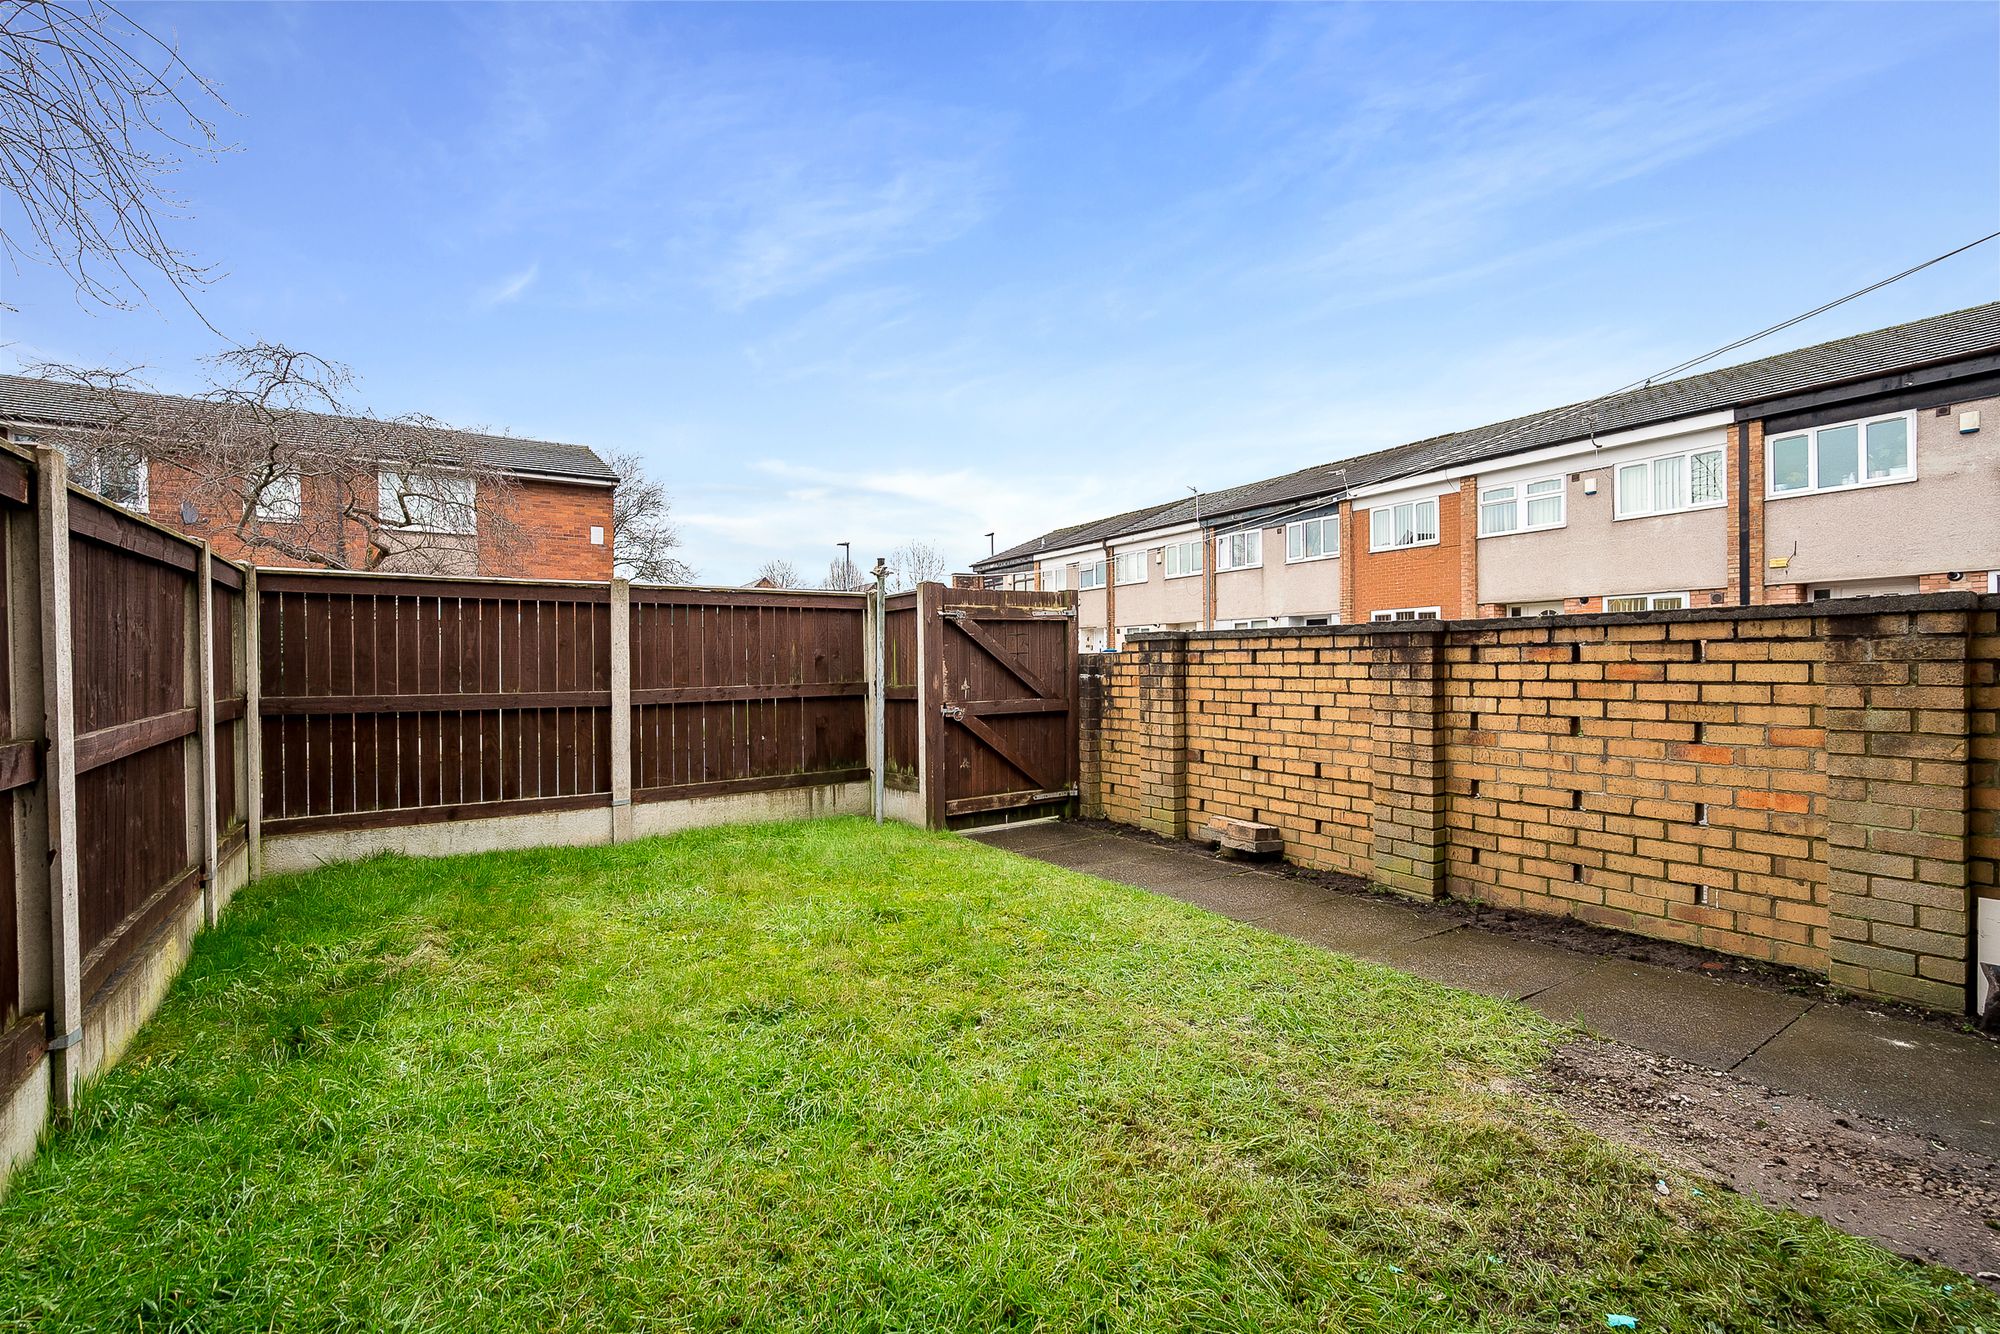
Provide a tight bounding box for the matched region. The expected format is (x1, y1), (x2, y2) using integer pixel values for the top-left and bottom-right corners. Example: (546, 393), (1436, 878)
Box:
(2, 819), (1989, 1332)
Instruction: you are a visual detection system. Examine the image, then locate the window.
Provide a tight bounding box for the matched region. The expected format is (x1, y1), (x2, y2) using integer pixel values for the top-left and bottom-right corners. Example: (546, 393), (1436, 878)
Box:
(1478, 477), (1565, 536)
(1078, 560), (1106, 590)
(65, 445), (148, 512)
(1112, 551), (1147, 585)
(1163, 539), (1202, 579)
(1215, 528), (1261, 571)
(1807, 578), (1919, 600)
(252, 472), (302, 523)
(1767, 412), (1914, 497)
(1614, 446), (1724, 519)
(1284, 516), (1338, 562)
(1223, 618), (1272, 629)
(1369, 607), (1440, 622)
(1283, 614), (1333, 626)
(1368, 498), (1439, 551)
(1041, 565), (1065, 593)
(379, 470), (476, 534)
(1604, 592), (1687, 613)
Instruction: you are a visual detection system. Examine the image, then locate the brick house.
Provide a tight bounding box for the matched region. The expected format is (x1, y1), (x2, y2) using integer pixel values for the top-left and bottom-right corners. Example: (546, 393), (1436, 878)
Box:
(0, 374), (618, 580)
(976, 302), (2000, 645)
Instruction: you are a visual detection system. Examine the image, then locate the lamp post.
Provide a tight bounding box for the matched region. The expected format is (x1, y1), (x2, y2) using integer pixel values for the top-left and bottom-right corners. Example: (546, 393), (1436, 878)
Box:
(838, 540), (852, 591)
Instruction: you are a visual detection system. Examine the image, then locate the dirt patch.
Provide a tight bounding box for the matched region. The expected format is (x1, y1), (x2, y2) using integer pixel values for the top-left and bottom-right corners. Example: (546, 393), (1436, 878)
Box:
(1533, 1037), (2000, 1287)
(1070, 819), (1993, 1044)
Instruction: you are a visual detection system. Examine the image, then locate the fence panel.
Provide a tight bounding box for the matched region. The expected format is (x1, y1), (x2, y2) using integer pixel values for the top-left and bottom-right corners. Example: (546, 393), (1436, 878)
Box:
(258, 574), (613, 833)
(882, 590), (919, 790)
(630, 589), (866, 801)
(211, 564), (247, 849)
(67, 494), (199, 999)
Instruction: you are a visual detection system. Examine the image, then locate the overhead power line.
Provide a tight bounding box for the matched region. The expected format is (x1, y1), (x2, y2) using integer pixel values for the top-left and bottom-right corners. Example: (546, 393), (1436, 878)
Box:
(1444, 229), (2000, 462)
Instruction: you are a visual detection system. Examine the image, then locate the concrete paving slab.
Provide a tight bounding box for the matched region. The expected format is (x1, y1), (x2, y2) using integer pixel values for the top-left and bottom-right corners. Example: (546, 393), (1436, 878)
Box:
(963, 823), (1082, 855)
(1375, 926), (1597, 1001)
(1524, 959), (1814, 1070)
(1129, 868), (1329, 922)
(1237, 892), (1455, 957)
(1734, 1004), (2000, 1159)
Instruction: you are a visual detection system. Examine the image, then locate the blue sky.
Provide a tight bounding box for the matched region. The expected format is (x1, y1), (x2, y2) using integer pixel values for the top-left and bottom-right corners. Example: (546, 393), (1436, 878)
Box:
(4, 2), (1997, 582)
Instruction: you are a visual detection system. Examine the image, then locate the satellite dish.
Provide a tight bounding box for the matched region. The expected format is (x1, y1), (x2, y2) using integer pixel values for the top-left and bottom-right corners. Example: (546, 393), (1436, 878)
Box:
(179, 501), (200, 525)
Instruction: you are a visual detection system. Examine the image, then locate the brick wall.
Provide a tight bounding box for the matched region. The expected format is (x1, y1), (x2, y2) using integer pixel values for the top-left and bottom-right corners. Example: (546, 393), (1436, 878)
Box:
(144, 462), (613, 579)
(1352, 490), (1472, 620)
(1973, 607), (1998, 996)
(482, 478), (614, 580)
(1085, 593), (2000, 1013)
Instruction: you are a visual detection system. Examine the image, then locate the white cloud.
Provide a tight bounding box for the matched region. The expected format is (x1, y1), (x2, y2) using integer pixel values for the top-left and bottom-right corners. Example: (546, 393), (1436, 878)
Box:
(477, 262), (540, 307)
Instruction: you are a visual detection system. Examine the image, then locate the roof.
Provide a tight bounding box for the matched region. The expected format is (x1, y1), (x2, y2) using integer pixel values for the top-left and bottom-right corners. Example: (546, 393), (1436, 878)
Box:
(977, 301), (2000, 569)
(0, 373), (621, 484)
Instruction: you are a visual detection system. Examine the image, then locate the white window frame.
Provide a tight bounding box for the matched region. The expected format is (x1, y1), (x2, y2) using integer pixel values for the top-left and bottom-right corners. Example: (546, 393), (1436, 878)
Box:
(1163, 539), (1203, 579)
(1112, 551), (1147, 586)
(1603, 592), (1688, 613)
(1040, 565), (1065, 593)
(1369, 607), (1441, 622)
(379, 469), (477, 535)
(64, 444), (149, 513)
(1505, 601), (1564, 617)
(1284, 516), (1339, 563)
(1478, 476), (1566, 537)
(1215, 528), (1262, 572)
(1367, 498), (1439, 552)
(1078, 559), (1106, 590)
(1222, 617), (1273, 630)
(1612, 445), (1725, 520)
(1765, 410), (1917, 499)
(1283, 614), (1334, 626)
(252, 471), (303, 523)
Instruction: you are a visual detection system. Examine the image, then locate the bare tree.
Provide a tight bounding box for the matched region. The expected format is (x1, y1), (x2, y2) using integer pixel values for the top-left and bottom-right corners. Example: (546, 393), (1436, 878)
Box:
(32, 345), (528, 574)
(888, 539), (949, 591)
(1, 1), (232, 319)
(822, 557), (864, 592)
(754, 558), (801, 588)
(607, 451), (694, 584)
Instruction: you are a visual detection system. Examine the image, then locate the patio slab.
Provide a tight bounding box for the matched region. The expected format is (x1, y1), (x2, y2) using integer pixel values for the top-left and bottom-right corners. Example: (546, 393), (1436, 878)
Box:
(1734, 1003), (2000, 1159)
(1522, 959), (1815, 1071)
(1376, 926), (1597, 1001)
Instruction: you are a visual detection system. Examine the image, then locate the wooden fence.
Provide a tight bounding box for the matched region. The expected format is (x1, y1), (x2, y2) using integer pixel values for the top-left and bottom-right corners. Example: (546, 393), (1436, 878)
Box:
(1, 432), (1080, 1190)
(0, 444), (254, 1164)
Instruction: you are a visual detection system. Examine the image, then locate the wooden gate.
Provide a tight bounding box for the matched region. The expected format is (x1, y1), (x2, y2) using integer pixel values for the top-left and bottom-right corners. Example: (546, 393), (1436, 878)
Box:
(918, 583), (1077, 827)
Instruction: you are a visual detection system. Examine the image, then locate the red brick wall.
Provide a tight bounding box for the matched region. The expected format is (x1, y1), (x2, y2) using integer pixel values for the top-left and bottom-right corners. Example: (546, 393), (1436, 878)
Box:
(1352, 490), (1471, 620)
(142, 462), (612, 579)
(482, 479), (614, 580)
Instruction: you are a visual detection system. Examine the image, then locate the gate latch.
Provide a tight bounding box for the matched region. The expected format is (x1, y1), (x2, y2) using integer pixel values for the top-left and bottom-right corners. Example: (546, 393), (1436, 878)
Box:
(939, 704), (965, 720)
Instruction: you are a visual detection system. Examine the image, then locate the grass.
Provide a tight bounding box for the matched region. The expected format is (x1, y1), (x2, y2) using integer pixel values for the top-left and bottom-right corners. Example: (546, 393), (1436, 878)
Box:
(1, 819), (1991, 1333)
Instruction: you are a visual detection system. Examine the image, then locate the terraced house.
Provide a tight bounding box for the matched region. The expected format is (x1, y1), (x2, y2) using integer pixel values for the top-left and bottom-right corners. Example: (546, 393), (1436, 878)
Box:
(0, 375), (620, 581)
(977, 304), (2000, 646)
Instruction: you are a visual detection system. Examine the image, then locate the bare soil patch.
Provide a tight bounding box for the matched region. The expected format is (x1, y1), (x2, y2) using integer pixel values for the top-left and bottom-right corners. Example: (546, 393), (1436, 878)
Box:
(1534, 1037), (2000, 1288)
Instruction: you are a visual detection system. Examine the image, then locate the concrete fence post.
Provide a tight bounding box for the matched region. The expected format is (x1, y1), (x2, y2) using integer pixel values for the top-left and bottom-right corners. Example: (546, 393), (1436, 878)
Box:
(1822, 604), (1974, 1012)
(1132, 636), (1188, 839)
(1366, 621), (1446, 901)
(868, 561), (888, 823)
(195, 544), (219, 927)
(608, 578), (633, 844)
(243, 566), (263, 880)
(33, 448), (81, 1110)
